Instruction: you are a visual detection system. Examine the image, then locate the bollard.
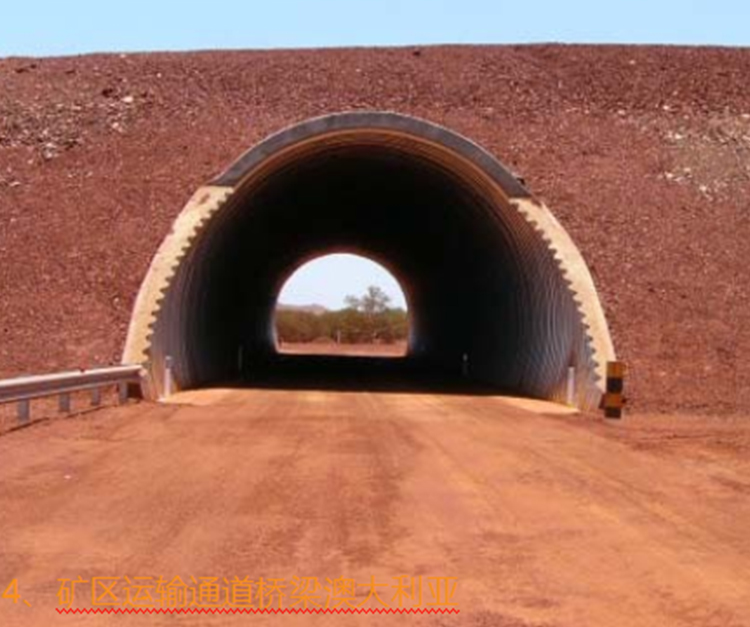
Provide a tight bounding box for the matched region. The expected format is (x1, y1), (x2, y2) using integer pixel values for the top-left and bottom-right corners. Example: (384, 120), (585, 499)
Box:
(566, 366), (576, 406)
(163, 356), (174, 399)
(603, 361), (626, 419)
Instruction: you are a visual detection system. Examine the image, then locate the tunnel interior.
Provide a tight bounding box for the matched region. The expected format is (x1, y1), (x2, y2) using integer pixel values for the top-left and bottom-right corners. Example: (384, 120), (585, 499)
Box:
(129, 113), (614, 408)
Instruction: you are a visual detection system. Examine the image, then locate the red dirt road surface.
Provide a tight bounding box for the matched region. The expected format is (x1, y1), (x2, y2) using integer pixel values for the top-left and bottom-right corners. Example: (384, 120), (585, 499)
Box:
(1, 390), (749, 626)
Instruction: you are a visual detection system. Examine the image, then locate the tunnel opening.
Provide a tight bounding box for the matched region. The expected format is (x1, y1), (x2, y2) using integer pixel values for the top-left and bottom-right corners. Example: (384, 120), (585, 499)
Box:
(273, 253), (410, 359)
(124, 112), (615, 408)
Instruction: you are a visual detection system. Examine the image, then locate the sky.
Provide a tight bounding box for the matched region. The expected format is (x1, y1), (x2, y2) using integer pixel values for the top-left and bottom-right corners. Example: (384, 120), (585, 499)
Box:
(278, 255), (408, 310)
(0, 0), (748, 57)
(2, 1), (746, 308)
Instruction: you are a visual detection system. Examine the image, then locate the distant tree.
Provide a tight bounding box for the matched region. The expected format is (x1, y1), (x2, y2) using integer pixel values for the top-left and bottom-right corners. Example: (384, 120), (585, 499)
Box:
(342, 286), (403, 342)
(344, 285), (392, 315)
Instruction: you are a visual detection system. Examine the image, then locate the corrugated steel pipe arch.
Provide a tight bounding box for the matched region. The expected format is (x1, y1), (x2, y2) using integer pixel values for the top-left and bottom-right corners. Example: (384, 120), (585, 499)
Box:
(123, 112), (615, 409)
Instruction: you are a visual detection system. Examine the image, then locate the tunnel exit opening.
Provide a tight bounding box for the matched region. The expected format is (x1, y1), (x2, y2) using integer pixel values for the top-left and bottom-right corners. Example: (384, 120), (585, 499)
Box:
(124, 112), (616, 409)
(273, 253), (411, 359)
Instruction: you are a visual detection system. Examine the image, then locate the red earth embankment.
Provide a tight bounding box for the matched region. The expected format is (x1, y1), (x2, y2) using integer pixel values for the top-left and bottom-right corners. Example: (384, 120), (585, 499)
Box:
(0, 45), (747, 414)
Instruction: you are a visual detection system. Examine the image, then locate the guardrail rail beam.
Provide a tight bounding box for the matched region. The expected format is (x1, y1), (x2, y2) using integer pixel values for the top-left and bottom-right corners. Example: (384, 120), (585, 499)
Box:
(0, 365), (143, 426)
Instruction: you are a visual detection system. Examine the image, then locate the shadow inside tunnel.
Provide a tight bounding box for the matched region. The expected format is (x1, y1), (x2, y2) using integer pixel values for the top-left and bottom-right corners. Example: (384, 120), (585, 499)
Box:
(219, 354), (510, 396)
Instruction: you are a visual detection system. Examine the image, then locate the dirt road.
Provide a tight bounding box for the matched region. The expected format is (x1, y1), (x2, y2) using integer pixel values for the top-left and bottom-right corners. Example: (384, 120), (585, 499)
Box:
(1, 389), (748, 626)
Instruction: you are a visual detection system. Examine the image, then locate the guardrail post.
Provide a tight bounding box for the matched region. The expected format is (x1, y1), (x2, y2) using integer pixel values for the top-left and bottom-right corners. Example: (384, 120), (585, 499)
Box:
(17, 399), (30, 423)
(91, 387), (102, 407)
(566, 366), (576, 406)
(59, 393), (71, 413)
(118, 381), (128, 404)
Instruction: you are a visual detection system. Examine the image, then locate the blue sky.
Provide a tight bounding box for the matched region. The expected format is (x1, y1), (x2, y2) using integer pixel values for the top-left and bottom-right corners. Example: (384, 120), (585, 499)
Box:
(0, 0), (748, 57)
(3, 1), (746, 308)
(278, 255), (407, 310)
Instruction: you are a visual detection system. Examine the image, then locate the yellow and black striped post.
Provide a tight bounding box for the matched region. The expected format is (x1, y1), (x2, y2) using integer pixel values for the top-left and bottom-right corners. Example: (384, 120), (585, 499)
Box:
(603, 361), (626, 419)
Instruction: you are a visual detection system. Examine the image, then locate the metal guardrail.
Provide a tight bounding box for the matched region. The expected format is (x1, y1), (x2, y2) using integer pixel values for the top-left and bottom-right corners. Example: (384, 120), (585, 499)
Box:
(0, 365), (143, 424)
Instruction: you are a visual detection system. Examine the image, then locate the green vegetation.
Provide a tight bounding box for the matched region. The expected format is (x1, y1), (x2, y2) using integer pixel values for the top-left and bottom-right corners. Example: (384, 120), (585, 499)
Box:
(276, 286), (408, 344)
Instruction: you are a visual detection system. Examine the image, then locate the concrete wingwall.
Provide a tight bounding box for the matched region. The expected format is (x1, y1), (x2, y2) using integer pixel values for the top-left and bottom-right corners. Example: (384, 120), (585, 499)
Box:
(123, 112), (616, 409)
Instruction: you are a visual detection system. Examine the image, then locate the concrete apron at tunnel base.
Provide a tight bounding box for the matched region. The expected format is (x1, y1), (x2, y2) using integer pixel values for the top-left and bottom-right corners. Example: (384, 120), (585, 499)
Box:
(123, 112), (615, 410)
